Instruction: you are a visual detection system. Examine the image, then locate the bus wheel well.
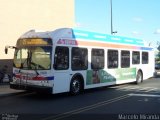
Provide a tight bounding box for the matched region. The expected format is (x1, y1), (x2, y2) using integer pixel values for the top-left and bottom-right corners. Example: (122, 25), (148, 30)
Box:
(136, 69), (143, 84)
(70, 73), (84, 95)
(138, 69), (143, 78)
(71, 73), (84, 89)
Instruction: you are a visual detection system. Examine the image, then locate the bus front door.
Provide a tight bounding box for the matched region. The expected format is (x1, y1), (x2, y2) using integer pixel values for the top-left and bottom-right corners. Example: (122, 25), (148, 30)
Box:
(53, 46), (70, 94)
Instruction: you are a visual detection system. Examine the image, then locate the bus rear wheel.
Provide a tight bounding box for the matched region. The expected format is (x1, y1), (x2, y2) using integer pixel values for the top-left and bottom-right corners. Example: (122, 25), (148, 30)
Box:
(136, 71), (143, 84)
(70, 77), (82, 95)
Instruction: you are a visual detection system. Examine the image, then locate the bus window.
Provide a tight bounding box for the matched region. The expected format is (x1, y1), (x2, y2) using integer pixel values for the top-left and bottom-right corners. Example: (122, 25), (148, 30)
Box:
(72, 47), (88, 70)
(108, 50), (118, 69)
(91, 49), (104, 69)
(54, 46), (69, 70)
(142, 52), (149, 64)
(132, 51), (140, 64)
(121, 50), (130, 68)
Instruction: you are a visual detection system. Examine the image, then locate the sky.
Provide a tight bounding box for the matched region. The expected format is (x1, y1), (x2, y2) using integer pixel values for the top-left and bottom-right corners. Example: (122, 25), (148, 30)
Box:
(75, 0), (160, 48)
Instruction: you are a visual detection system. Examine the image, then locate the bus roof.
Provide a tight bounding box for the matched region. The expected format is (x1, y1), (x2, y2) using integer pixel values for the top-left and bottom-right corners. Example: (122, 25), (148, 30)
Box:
(20, 28), (148, 47)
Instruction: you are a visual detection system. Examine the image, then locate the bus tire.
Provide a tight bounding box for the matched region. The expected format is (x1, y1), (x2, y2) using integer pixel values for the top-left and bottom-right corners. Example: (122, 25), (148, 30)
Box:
(70, 77), (83, 95)
(136, 70), (143, 84)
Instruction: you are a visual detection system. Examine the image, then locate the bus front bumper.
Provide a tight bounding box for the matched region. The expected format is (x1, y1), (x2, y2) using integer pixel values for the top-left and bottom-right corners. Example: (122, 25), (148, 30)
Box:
(10, 82), (53, 94)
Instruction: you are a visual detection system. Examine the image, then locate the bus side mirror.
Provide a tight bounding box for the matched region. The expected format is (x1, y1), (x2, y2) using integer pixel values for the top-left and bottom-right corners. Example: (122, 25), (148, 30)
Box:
(5, 46), (17, 54)
(5, 46), (8, 54)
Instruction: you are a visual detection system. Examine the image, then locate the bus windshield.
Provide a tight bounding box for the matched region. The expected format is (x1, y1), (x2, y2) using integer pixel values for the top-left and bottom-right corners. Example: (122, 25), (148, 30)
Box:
(13, 46), (52, 70)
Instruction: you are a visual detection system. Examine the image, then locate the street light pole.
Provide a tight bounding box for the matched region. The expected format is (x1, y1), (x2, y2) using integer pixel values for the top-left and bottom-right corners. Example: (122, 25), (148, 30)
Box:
(110, 0), (113, 35)
(110, 0), (117, 35)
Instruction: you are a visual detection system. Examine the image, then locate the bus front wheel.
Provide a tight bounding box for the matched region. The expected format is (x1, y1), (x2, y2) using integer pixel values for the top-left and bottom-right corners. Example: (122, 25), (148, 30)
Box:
(70, 77), (82, 95)
(136, 71), (143, 84)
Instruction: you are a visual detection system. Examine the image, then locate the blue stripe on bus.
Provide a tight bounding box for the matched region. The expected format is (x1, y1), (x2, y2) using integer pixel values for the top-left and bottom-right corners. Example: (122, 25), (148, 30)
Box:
(140, 47), (153, 51)
(72, 29), (144, 46)
(46, 76), (54, 80)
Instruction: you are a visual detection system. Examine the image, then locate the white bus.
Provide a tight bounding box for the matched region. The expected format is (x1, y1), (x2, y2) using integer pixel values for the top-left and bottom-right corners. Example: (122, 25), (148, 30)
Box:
(5, 28), (155, 95)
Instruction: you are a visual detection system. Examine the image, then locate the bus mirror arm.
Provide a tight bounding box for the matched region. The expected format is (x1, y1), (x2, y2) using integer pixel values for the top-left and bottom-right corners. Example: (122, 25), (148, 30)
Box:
(5, 45), (17, 54)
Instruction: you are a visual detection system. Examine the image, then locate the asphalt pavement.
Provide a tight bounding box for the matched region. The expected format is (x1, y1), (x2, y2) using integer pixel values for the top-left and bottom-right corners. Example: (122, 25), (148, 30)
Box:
(1, 78), (160, 120)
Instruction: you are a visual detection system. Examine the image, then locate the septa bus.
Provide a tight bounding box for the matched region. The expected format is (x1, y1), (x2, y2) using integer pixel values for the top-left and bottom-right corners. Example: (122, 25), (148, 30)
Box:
(5, 28), (155, 95)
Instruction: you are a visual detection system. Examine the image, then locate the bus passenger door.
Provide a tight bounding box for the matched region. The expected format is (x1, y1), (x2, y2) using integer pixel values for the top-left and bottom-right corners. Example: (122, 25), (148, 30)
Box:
(53, 46), (71, 93)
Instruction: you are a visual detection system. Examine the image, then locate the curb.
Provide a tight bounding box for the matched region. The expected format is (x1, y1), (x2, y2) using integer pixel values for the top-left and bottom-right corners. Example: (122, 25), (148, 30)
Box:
(0, 91), (26, 97)
(0, 83), (9, 86)
(0, 84), (25, 97)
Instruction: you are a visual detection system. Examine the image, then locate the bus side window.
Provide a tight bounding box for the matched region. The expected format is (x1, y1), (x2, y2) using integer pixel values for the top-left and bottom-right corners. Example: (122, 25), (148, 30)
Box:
(142, 52), (149, 64)
(91, 49), (104, 70)
(72, 47), (88, 70)
(54, 46), (69, 70)
(121, 50), (130, 68)
(132, 51), (140, 65)
(108, 50), (118, 69)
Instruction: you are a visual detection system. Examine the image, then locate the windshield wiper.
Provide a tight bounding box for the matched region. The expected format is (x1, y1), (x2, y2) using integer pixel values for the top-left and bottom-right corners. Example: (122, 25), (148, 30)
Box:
(34, 67), (39, 77)
(30, 62), (40, 76)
